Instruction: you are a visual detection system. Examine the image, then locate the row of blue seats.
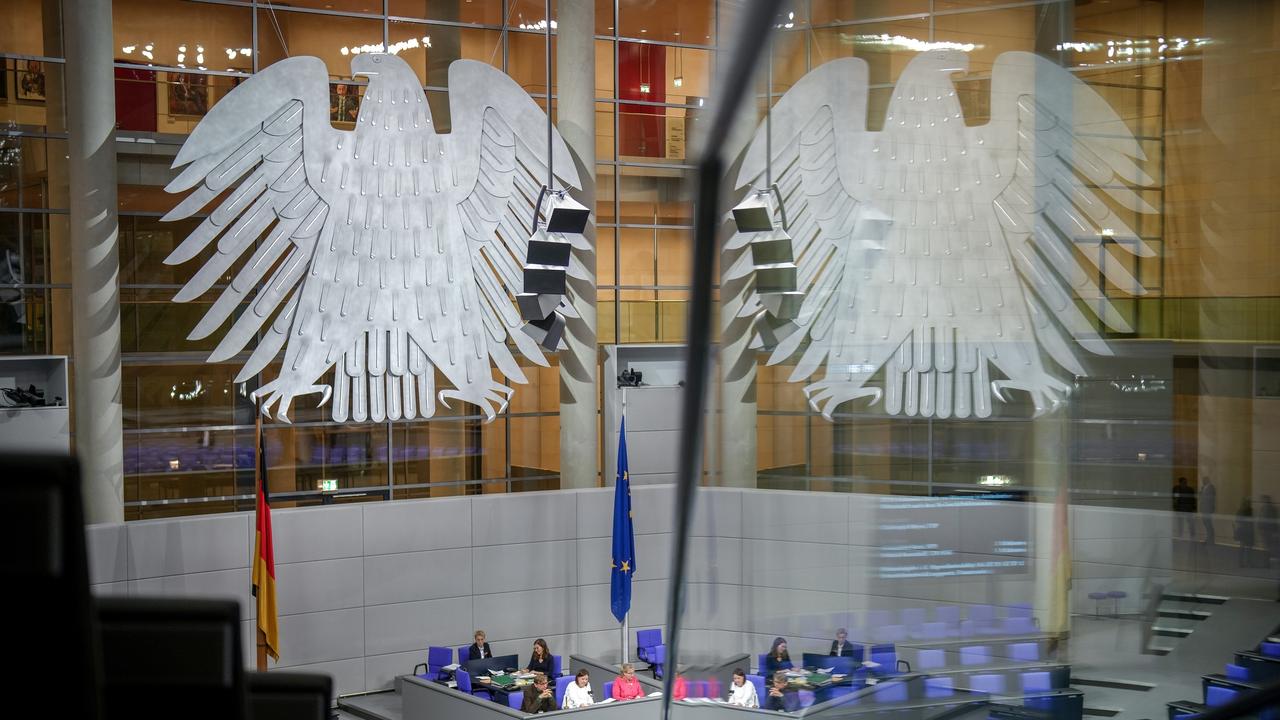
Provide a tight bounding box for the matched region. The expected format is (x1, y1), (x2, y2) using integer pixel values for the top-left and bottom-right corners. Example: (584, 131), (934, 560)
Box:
(758, 641), (1044, 677)
(123, 442), (481, 473)
(1168, 635), (1280, 719)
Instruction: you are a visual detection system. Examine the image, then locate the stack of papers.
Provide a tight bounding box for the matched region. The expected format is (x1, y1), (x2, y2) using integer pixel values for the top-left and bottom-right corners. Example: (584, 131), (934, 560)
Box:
(648, 691), (663, 697)
(442, 663), (460, 672)
(489, 670), (505, 676)
(819, 667), (835, 674)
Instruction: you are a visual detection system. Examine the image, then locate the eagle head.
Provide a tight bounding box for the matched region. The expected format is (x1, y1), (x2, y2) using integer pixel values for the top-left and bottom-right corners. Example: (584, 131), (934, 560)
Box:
(349, 52), (431, 127)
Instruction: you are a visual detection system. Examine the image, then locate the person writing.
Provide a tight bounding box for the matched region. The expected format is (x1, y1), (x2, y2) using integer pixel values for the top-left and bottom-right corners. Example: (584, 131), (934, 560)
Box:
(829, 628), (854, 657)
(765, 671), (799, 712)
(765, 637), (793, 675)
(523, 638), (554, 677)
(468, 630), (493, 661)
(563, 669), (594, 709)
(612, 663), (644, 701)
(521, 673), (557, 714)
(727, 668), (759, 708)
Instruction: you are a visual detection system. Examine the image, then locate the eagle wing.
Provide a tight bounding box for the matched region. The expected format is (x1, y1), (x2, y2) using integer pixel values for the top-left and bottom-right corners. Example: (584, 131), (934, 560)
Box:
(444, 60), (585, 383)
(163, 57), (338, 401)
(980, 51), (1156, 377)
(733, 58), (894, 417)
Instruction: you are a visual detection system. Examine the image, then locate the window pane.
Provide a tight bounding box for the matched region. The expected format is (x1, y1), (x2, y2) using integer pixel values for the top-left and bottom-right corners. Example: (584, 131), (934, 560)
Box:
(391, 22), (501, 87)
(113, 0), (254, 72)
(256, 9), (382, 78)
(0, 0), (63, 57)
(618, 0), (714, 44)
(618, 165), (691, 225)
(389, 0), (503, 25)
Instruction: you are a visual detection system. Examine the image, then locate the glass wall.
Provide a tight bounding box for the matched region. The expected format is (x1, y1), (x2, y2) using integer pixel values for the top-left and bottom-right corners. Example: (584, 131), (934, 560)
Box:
(0, 0), (713, 518)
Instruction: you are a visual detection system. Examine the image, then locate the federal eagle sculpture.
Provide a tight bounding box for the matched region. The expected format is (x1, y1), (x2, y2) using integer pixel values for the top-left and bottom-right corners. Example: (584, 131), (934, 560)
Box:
(163, 54), (585, 423)
(731, 50), (1157, 420)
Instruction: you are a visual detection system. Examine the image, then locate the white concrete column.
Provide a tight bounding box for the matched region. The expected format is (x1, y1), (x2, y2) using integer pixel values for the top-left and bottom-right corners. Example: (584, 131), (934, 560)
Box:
(556, 0), (599, 488)
(64, 0), (124, 523)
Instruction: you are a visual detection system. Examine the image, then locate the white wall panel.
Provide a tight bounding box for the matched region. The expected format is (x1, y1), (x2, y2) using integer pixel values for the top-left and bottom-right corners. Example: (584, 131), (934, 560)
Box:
(693, 488), (743, 539)
(742, 491), (850, 544)
(364, 548), (473, 606)
(472, 540), (577, 595)
(275, 607), (364, 668)
(284, 657), (366, 696)
(128, 567), (255, 619)
(742, 539), (848, 593)
(86, 523), (128, 584)
(364, 596), (474, 655)
(472, 587), (577, 639)
(365, 650), (425, 690)
(127, 513), (250, 579)
(274, 557), (364, 615)
(473, 492), (578, 546)
(271, 505), (363, 564)
(363, 497), (472, 555)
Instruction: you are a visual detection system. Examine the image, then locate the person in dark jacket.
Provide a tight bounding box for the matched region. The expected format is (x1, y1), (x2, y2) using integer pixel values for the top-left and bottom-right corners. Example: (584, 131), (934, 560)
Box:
(1172, 477), (1197, 539)
(521, 673), (557, 714)
(764, 672), (800, 712)
(1235, 498), (1256, 567)
(468, 630), (493, 661)
(523, 638), (554, 677)
(765, 637), (793, 675)
(829, 628), (855, 657)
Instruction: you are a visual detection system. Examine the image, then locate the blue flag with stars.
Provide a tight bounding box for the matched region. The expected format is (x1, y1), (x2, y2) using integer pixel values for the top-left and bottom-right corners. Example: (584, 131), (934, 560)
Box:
(610, 417), (636, 624)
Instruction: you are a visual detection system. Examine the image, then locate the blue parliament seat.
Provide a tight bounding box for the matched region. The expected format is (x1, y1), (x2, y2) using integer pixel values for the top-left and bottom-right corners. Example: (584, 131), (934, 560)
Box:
(960, 645), (990, 666)
(603, 680), (613, 699)
(970, 673), (1006, 695)
(413, 646), (454, 682)
(924, 677), (953, 699)
(554, 676), (574, 706)
(637, 629), (665, 676)
(507, 692), (524, 710)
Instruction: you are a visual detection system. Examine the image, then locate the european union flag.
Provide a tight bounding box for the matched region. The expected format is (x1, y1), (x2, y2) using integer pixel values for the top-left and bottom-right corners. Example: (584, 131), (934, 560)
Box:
(610, 417), (636, 624)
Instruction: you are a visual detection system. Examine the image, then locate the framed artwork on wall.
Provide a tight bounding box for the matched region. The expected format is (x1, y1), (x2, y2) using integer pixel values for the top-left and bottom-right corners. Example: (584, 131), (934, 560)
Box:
(17, 60), (45, 103)
(329, 82), (361, 124)
(168, 72), (209, 117)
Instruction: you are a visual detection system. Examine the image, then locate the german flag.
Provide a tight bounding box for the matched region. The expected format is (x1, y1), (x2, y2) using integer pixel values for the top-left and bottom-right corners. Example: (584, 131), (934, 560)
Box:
(251, 411), (279, 662)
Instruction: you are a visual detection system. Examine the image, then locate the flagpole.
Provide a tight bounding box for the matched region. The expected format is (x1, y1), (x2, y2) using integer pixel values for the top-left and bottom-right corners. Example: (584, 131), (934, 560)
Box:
(254, 396), (268, 671)
(619, 386), (628, 666)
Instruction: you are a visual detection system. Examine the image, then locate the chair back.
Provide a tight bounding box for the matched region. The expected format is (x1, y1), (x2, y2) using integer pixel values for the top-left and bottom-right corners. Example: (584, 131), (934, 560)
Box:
(900, 608), (926, 627)
(456, 672), (473, 694)
(551, 654), (562, 677)
(936, 606), (961, 625)
(924, 677), (953, 699)
(872, 682), (907, 703)
(970, 674), (1005, 695)
(1207, 685), (1239, 707)
(507, 692), (523, 710)
(1021, 671), (1052, 693)
(1008, 642), (1039, 662)
(1225, 663), (1251, 681)
(603, 681), (614, 700)
(10, 454), (99, 720)
(747, 675), (766, 704)
(428, 646), (453, 670)
(637, 629), (662, 649)
(246, 671), (332, 720)
(98, 597), (245, 720)
(869, 644), (896, 671)
(916, 649), (944, 670)
(757, 653), (768, 673)
(554, 676), (574, 706)
(959, 645), (989, 666)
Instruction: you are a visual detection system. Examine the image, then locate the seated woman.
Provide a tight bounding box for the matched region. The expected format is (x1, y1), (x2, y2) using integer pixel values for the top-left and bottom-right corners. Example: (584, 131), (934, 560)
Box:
(764, 637), (793, 675)
(612, 663), (644, 701)
(764, 672), (799, 713)
(563, 669), (594, 709)
(521, 673), (558, 714)
(727, 668), (759, 708)
(523, 638), (554, 677)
